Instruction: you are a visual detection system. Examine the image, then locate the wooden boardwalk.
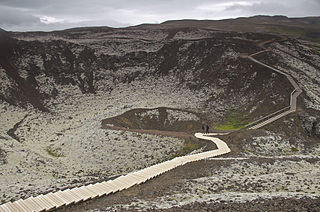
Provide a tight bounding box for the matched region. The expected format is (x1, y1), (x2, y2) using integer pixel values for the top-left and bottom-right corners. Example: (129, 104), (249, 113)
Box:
(0, 41), (303, 212)
(0, 134), (230, 212)
(247, 54), (302, 129)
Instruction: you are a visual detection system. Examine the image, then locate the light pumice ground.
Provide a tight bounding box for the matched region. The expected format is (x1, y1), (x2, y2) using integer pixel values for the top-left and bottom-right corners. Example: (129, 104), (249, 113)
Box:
(0, 76), (209, 203)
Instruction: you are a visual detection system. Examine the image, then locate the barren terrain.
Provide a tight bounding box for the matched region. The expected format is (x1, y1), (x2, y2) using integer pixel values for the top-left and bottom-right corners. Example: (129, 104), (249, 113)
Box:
(0, 16), (320, 211)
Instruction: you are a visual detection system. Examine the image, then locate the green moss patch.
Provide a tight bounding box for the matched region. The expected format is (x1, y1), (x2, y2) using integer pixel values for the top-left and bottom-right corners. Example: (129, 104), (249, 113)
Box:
(214, 111), (249, 130)
(46, 148), (64, 157)
(171, 140), (200, 158)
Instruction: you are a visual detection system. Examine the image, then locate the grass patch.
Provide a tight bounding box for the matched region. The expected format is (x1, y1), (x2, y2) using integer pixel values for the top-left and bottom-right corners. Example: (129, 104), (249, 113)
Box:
(171, 140), (200, 158)
(46, 148), (64, 157)
(215, 123), (247, 130)
(119, 117), (134, 128)
(214, 111), (249, 130)
(291, 146), (299, 152)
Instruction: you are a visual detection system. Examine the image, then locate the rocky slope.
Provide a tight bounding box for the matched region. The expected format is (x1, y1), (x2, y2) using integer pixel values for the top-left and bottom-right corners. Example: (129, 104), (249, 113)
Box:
(0, 18), (319, 210)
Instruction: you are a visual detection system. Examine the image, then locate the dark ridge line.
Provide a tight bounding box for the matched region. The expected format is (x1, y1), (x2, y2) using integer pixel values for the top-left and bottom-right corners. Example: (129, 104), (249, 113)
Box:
(7, 115), (28, 143)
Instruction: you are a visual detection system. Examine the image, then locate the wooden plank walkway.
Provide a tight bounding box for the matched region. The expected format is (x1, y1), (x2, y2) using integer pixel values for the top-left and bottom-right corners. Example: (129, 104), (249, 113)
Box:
(247, 54), (302, 129)
(0, 133), (230, 212)
(0, 41), (303, 212)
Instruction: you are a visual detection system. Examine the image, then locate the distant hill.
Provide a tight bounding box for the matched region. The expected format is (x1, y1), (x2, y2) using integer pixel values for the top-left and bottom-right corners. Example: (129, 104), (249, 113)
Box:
(9, 15), (320, 42)
(133, 15), (320, 42)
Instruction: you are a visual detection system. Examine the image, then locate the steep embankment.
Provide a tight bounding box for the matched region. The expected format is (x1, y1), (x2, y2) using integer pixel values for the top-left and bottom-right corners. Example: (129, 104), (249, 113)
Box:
(0, 29), (48, 112)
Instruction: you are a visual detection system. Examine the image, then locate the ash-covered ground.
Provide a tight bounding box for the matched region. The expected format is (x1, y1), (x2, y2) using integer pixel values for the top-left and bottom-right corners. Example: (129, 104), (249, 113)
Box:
(0, 25), (319, 211)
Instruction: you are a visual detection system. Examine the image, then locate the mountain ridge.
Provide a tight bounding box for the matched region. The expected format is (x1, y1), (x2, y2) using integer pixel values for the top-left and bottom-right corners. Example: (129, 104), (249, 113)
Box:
(7, 15), (320, 42)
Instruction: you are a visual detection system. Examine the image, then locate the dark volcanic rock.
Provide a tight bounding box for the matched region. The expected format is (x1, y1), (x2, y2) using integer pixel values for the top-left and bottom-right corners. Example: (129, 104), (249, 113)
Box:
(0, 28), (16, 58)
(0, 148), (7, 165)
(299, 112), (320, 138)
(0, 28), (49, 112)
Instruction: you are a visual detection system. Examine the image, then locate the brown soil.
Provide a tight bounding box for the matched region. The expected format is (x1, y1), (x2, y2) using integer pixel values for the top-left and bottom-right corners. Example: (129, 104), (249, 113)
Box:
(103, 121), (217, 152)
(105, 125), (194, 140)
(102, 107), (203, 133)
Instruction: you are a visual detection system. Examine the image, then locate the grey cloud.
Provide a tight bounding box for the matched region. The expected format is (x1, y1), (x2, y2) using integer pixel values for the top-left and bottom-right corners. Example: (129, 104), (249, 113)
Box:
(224, 0), (320, 17)
(301, 0), (320, 15)
(0, 6), (40, 26)
(225, 2), (287, 14)
(0, 0), (319, 32)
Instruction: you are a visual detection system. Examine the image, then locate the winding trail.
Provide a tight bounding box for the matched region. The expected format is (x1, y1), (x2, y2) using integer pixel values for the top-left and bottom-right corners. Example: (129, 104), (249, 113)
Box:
(246, 49), (302, 129)
(0, 38), (303, 212)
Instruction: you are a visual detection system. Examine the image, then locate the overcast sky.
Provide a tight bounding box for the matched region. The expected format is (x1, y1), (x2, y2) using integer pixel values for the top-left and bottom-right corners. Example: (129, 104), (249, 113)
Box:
(1, 0), (319, 32)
